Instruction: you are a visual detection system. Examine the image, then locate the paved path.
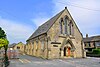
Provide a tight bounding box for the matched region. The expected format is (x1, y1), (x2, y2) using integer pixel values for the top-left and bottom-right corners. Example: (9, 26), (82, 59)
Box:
(9, 55), (100, 67)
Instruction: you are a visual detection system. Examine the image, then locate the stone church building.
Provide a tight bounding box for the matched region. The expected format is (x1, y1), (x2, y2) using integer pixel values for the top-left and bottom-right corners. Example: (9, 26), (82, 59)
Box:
(26, 7), (86, 59)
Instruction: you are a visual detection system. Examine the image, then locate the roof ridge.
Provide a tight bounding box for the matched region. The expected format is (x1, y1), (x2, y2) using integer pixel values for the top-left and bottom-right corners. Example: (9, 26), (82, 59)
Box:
(27, 9), (65, 41)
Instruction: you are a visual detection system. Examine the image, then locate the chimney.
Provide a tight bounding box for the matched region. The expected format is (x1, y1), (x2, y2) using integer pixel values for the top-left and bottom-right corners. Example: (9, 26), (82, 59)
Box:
(86, 34), (88, 38)
(65, 7), (67, 9)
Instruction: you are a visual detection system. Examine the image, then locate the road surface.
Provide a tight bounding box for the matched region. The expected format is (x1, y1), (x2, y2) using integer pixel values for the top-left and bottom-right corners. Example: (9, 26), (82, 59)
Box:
(9, 55), (100, 67)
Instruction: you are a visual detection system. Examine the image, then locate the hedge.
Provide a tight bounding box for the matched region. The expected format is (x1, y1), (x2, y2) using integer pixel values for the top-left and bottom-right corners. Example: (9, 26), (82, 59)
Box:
(93, 48), (100, 54)
(86, 48), (100, 57)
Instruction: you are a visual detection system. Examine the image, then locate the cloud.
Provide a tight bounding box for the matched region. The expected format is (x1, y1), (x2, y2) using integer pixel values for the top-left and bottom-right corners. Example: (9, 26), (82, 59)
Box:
(0, 18), (34, 44)
(30, 0), (100, 37)
(31, 13), (50, 27)
(31, 16), (49, 27)
(52, 0), (100, 36)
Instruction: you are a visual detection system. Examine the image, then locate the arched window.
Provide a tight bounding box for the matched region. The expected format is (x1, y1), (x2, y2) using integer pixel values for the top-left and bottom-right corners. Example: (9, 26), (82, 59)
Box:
(69, 20), (74, 35)
(59, 18), (63, 34)
(72, 22), (74, 36)
(41, 40), (44, 49)
(36, 41), (38, 50)
(64, 15), (69, 34)
(32, 41), (34, 49)
(69, 22), (71, 35)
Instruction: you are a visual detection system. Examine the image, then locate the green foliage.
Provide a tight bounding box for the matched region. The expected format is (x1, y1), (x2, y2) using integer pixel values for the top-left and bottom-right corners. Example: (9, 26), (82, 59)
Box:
(0, 27), (9, 49)
(93, 48), (100, 54)
(0, 27), (6, 38)
(0, 38), (9, 49)
(0, 39), (4, 48)
(0, 27), (9, 66)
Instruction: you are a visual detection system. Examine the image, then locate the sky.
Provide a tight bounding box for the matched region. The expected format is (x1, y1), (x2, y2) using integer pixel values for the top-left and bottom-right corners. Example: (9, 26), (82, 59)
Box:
(0, 0), (100, 44)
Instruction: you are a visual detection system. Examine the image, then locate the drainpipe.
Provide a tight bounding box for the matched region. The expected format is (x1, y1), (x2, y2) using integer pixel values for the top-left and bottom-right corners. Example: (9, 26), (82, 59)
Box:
(81, 40), (84, 58)
(81, 33), (85, 58)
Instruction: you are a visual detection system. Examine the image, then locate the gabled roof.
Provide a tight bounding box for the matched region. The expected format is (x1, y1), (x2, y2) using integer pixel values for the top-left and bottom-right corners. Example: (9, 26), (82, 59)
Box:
(83, 35), (100, 42)
(27, 7), (83, 41)
(8, 43), (17, 48)
(27, 9), (65, 41)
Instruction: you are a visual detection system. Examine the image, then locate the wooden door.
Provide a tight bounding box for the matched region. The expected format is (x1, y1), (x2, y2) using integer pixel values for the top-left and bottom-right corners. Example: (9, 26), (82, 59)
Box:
(68, 47), (70, 56)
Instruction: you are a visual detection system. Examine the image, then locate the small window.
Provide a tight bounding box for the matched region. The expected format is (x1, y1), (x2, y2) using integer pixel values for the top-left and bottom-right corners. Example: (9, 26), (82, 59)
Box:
(41, 40), (44, 49)
(85, 43), (87, 47)
(17, 46), (20, 49)
(36, 41), (38, 49)
(61, 18), (63, 22)
(36, 41), (38, 44)
(53, 45), (58, 47)
(88, 42), (91, 47)
(32, 42), (34, 45)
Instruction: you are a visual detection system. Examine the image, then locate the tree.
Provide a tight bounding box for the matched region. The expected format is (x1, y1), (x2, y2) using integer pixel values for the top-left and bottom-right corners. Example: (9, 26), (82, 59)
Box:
(0, 27), (9, 67)
(0, 27), (9, 48)
(0, 27), (6, 38)
(0, 39), (4, 49)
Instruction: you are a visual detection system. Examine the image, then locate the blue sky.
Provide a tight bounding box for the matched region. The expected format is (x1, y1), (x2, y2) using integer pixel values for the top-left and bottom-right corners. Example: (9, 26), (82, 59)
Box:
(0, 0), (100, 44)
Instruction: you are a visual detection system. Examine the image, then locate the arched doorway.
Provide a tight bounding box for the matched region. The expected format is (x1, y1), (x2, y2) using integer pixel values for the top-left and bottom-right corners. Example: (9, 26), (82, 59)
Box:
(64, 47), (67, 56)
(63, 47), (71, 57)
(60, 39), (75, 58)
(68, 47), (71, 57)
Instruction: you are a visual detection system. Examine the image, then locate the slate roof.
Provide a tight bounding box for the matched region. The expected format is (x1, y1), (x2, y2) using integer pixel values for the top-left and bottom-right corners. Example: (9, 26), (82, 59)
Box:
(8, 43), (17, 48)
(27, 9), (65, 41)
(83, 35), (100, 42)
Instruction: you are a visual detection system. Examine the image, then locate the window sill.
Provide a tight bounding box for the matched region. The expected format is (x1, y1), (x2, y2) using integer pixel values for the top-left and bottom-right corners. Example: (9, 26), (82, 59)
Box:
(59, 34), (75, 39)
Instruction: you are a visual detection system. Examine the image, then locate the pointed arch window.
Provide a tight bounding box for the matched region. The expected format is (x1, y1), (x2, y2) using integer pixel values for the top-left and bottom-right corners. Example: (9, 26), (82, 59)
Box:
(41, 40), (44, 49)
(59, 18), (63, 34)
(36, 41), (38, 50)
(64, 15), (69, 34)
(69, 20), (74, 35)
(32, 41), (34, 49)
